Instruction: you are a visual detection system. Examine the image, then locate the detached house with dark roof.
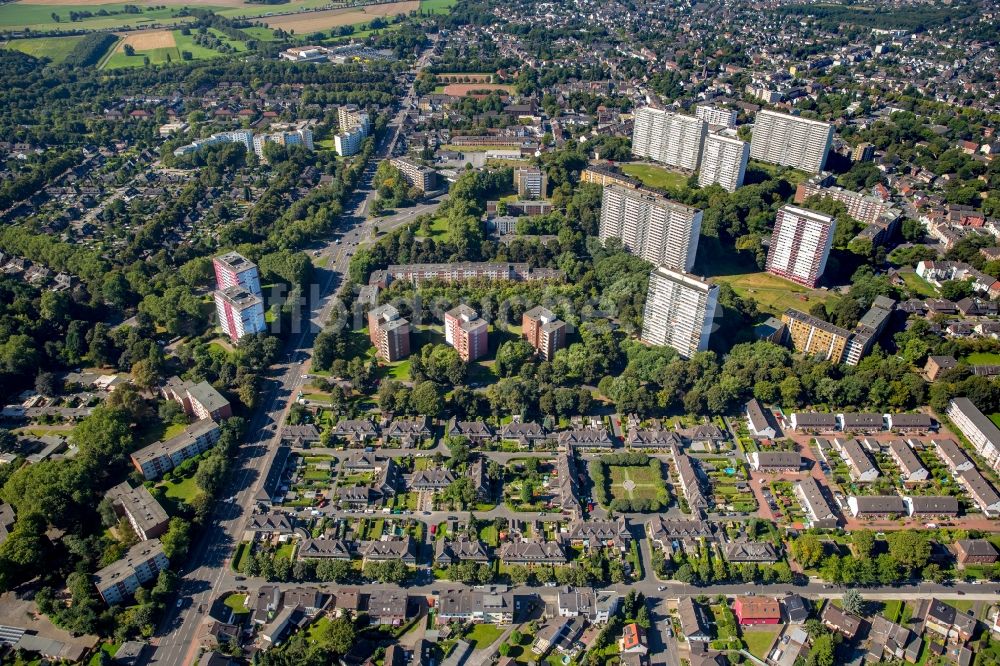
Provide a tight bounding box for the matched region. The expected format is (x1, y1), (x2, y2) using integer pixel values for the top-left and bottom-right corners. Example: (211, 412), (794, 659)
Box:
(499, 421), (548, 445)
(447, 418), (494, 443)
(745, 399), (778, 438)
(434, 537), (490, 565)
(558, 428), (614, 449)
(408, 468), (455, 491)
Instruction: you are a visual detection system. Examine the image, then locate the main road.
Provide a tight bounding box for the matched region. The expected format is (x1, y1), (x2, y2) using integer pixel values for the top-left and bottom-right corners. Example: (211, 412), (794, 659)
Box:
(145, 42), (438, 666)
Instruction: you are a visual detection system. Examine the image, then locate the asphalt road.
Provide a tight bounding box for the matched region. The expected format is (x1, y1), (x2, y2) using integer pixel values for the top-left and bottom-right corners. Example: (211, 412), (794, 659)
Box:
(145, 44), (437, 666)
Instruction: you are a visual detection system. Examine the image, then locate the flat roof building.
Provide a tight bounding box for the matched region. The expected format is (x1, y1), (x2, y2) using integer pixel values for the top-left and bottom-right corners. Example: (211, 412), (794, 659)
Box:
(600, 184), (703, 273)
(641, 266), (717, 358)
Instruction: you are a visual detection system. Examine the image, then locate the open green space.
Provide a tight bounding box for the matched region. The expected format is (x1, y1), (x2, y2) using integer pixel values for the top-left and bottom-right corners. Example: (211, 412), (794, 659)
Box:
(965, 352), (1000, 365)
(275, 542), (295, 561)
(1, 35), (87, 63)
(224, 592), (250, 615)
(0, 4), (197, 32)
(711, 269), (836, 317)
(465, 623), (505, 650)
(420, 0), (457, 12)
(156, 473), (201, 508)
(899, 271), (939, 298)
(87, 642), (121, 666)
(608, 465), (665, 502)
(620, 163), (689, 191)
(240, 26), (279, 41)
(103, 29), (246, 69)
(746, 159), (809, 186)
(742, 626), (780, 659)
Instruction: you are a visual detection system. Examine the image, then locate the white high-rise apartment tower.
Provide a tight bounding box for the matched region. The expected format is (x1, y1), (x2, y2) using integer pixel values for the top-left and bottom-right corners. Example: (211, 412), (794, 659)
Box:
(698, 133), (750, 192)
(749, 110), (834, 174)
(640, 266), (718, 358)
(599, 185), (702, 272)
(765, 205), (836, 288)
(631, 107), (707, 171)
(695, 105), (738, 129)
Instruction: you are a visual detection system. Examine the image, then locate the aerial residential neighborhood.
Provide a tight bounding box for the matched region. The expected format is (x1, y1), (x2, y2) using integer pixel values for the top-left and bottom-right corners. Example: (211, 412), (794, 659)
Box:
(1, 0), (1000, 664)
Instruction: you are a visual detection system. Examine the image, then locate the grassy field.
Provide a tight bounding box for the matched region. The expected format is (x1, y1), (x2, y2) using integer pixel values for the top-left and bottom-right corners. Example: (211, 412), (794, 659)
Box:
(742, 626), (780, 660)
(465, 623), (505, 650)
(260, 0), (418, 34)
(620, 163), (689, 192)
(899, 270), (939, 298)
(157, 473), (201, 509)
(608, 465), (665, 502)
(965, 352), (1000, 365)
(0, 3), (197, 31)
(224, 592), (250, 615)
(0, 35), (86, 63)
(413, 215), (450, 240)
(240, 25), (278, 41)
(103, 28), (245, 69)
(746, 159), (809, 186)
(420, 0), (456, 12)
(711, 270), (834, 317)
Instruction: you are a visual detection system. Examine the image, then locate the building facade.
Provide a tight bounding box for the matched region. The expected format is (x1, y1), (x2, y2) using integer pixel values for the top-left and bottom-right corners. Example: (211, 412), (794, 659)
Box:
(781, 309), (851, 362)
(94, 539), (169, 605)
(214, 285), (266, 341)
(213, 252), (261, 296)
(522, 306), (567, 361)
(694, 105), (738, 129)
(514, 167), (548, 199)
(390, 157), (437, 193)
(766, 205), (836, 287)
(130, 420), (222, 480)
(631, 107), (707, 171)
(368, 304), (411, 362)
(640, 266), (718, 358)
(444, 305), (488, 362)
(698, 132), (750, 192)
(599, 185), (702, 272)
(749, 110), (834, 173)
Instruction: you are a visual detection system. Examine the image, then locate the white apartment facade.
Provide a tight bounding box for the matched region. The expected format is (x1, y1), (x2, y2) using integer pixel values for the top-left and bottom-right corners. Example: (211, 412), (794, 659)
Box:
(749, 110), (833, 174)
(632, 107), (707, 171)
(695, 105), (738, 129)
(765, 205), (836, 287)
(640, 266), (718, 358)
(698, 133), (749, 192)
(599, 184), (702, 272)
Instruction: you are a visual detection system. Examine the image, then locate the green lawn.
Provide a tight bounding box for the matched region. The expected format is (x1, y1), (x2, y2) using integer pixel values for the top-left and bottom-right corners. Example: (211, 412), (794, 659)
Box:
(966, 352), (1000, 365)
(742, 626), (780, 660)
(711, 270), (836, 317)
(465, 623), (505, 650)
(900, 271), (939, 298)
(608, 465), (667, 503)
(420, 0), (458, 12)
(620, 163), (689, 192)
(1, 35), (86, 63)
(275, 543), (295, 561)
(157, 473), (201, 507)
(414, 215), (450, 240)
(747, 159), (809, 186)
(880, 599), (903, 623)
(240, 26), (279, 41)
(87, 642), (121, 666)
(479, 524), (499, 547)
(224, 592), (250, 615)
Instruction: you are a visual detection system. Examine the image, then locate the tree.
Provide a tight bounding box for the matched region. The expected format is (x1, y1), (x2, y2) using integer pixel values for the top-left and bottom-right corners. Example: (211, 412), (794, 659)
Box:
(842, 589), (864, 615)
(160, 518), (191, 560)
(887, 530), (930, 574)
(325, 616), (355, 655)
(792, 534), (825, 568)
(495, 339), (535, 377)
(673, 563), (695, 584)
(852, 530), (876, 559)
(410, 381), (442, 416)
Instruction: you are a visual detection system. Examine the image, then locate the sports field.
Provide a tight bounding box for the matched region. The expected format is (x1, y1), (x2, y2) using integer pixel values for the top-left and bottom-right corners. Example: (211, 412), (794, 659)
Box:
(261, 0), (418, 34)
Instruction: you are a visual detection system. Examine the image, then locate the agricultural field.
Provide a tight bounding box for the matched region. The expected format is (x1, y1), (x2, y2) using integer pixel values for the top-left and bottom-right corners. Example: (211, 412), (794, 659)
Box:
(0, 3), (196, 32)
(260, 0), (418, 34)
(620, 162), (689, 192)
(419, 0), (456, 13)
(0, 35), (86, 63)
(102, 28), (247, 69)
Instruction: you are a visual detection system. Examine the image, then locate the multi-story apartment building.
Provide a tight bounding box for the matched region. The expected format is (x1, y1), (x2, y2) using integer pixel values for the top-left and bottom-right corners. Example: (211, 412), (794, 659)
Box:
(695, 105), (738, 129)
(374, 262), (564, 286)
(214, 285), (266, 341)
(162, 377), (232, 421)
(335, 126), (367, 157)
(513, 167), (548, 199)
(444, 305), (488, 362)
(338, 104), (370, 132)
(580, 164), (641, 190)
(130, 419), (222, 480)
(522, 306), (566, 361)
(599, 184), (702, 272)
(766, 205), (836, 287)
(368, 304), (411, 362)
(631, 107), (707, 171)
(105, 482), (169, 541)
(749, 110), (834, 174)
(640, 266), (717, 358)
(948, 397), (1000, 471)
(94, 539), (169, 605)
(213, 252), (261, 296)
(853, 142), (875, 162)
(172, 130), (253, 157)
(781, 310), (851, 362)
(390, 157), (437, 192)
(698, 133), (749, 192)
(253, 128), (314, 157)
(842, 296), (895, 366)
(486, 200), (553, 216)
(794, 174), (892, 226)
